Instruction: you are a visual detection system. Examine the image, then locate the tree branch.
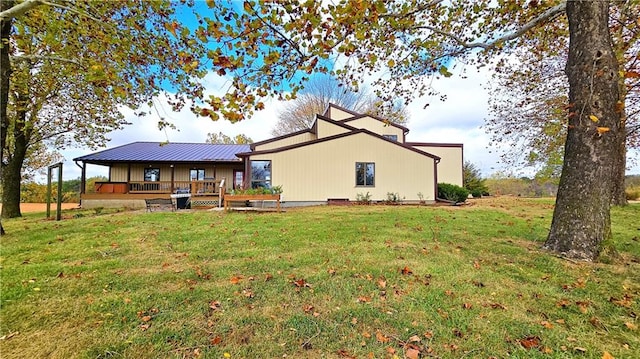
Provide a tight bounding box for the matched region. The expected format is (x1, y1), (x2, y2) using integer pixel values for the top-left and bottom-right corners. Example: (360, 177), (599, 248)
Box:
(415, 2), (567, 50)
(0, 0), (43, 20)
(0, 0), (100, 22)
(10, 54), (82, 66)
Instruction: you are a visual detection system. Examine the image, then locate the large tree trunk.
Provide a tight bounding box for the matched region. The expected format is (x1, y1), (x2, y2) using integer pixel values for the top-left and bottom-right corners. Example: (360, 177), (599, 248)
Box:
(543, 1), (623, 261)
(1, 1), (13, 229)
(1, 93), (29, 219)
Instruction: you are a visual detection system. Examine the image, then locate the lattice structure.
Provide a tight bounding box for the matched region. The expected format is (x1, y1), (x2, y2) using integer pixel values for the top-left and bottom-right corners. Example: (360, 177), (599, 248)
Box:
(190, 199), (219, 208)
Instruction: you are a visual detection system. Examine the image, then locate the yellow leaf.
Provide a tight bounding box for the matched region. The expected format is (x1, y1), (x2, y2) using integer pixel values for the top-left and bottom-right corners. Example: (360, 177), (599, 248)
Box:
(590, 115), (599, 122)
(602, 351), (615, 359)
(597, 127), (610, 134)
(387, 59), (395, 68)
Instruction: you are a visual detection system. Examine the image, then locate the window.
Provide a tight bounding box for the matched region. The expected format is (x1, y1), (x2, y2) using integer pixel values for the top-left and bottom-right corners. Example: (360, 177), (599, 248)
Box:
(190, 168), (205, 181)
(144, 168), (160, 182)
(383, 134), (398, 141)
(233, 170), (244, 190)
(250, 160), (271, 189)
(356, 162), (375, 186)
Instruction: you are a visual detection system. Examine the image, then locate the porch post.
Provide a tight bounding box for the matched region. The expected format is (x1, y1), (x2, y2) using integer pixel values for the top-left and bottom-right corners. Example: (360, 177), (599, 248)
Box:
(126, 163), (131, 193)
(171, 164), (175, 193)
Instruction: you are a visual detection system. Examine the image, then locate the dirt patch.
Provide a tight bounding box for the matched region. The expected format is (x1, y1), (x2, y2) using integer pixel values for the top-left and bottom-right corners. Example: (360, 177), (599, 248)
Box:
(0, 203), (79, 213)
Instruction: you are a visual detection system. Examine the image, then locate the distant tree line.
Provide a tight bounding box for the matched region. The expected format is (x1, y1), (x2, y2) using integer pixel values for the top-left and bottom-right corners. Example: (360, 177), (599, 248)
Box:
(12, 176), (107, 203)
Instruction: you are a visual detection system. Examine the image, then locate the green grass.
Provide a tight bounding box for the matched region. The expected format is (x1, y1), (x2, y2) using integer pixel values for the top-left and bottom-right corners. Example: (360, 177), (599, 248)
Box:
(1, 198), (639, 358)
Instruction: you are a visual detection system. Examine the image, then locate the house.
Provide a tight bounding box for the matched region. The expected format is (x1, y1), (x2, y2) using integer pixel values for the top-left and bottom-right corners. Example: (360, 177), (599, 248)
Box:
(74, 104), (463, 208)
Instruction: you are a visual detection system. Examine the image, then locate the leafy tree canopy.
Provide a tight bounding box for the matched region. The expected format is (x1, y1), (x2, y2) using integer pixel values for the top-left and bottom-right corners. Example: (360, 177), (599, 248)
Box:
(273, 75), (409, 136)
(205, 132), (253, 144)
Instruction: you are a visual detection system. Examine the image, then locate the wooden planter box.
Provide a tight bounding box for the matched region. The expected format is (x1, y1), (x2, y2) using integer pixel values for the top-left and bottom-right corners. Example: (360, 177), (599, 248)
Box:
(224, 194), (281, 212)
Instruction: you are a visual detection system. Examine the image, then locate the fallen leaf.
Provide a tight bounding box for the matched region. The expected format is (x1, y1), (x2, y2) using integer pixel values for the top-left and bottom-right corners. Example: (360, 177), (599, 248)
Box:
(400, 266), (413, 275)
(210, 336), (222, 345)
(209, 300), (221, 311)
(519, 336), (541, 349)
(406, 347), (420, 359)
(602, 351), (615, 359)
(609, 295), (634, 308)
(385, 346), (395, 354)
(590, 115), (599, 122)
(141, 315), (152, 322)
(541, 321), (554, 329)
(230, 275), (243, 284)
(377, 278), (387, 289)
(140, 324), (150, 331)
(264, 273), (273, 281)
(574, 347), (587, 353)
(357, 296), (371, 303)
(362, 331), (371, 338)
(597, 127), (610, 135)
(408, 334), (421, 343)
(624, 322), (637, 330)
(473, 260), (481, 269)
(462, 302), (473, 310)
(376, 331), (390, 343)
(337, 349), (356, 358)
(576, 301), (590, 313)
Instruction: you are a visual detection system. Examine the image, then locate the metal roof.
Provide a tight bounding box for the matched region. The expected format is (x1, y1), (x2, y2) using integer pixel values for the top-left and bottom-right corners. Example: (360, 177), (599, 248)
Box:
(73, 142), (250, 164)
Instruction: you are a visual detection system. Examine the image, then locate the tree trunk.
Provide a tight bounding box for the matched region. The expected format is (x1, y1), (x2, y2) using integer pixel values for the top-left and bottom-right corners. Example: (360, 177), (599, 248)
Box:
(1, 1), (14, 225)
(543, 1), (623, 261)
(1, 93), (29, 219)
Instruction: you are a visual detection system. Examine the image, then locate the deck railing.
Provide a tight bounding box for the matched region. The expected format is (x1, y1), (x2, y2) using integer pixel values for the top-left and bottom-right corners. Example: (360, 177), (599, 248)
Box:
(125, 179), (223, 194)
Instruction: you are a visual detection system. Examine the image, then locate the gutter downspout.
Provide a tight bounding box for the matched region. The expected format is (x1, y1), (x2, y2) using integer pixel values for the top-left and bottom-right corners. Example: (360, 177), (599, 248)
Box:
(433, 158), (440, 202)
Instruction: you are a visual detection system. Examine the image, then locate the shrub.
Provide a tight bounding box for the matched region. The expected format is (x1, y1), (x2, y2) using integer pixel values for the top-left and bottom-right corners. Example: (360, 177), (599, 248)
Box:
(464, 161), (489, 196)
(626, 186), (640, 201)
(438, 183), (469, 203)
(385, 192), (402, 204)
(355, 192), (372, 205)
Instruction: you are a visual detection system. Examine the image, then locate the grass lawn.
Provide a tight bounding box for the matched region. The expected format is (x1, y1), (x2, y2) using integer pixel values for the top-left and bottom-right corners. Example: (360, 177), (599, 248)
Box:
(1, 197), (638, 358)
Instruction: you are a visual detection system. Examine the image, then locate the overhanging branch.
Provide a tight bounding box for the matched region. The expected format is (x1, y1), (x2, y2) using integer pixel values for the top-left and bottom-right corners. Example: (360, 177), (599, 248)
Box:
(0, 0), (100, 22)
(10, 54), (83, 66)
(416, 2), (567, 51)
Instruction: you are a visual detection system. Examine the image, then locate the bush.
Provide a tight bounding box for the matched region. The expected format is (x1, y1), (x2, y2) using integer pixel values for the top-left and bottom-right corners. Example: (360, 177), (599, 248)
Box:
(355, 192), (372, 205)
(470, 189), (483, 198)
(438, 183), (469, 203)
(385, 192), (402, 204)
(626, 186), (640, 201)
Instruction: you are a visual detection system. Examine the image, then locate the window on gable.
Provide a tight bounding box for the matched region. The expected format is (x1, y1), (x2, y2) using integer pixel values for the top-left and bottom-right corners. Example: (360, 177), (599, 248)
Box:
(250, 160), (271, 189)
(356, 162), (375, 186)
(383, 134), (398, 141)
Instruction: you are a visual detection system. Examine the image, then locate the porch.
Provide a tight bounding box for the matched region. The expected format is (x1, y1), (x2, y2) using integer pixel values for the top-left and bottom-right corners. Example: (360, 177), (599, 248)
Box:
(82, 179), (227, 209)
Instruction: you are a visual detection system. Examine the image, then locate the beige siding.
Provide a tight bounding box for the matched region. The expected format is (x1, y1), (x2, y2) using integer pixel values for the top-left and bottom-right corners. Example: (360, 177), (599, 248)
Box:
(110, 164), (128, 182)
(411, 145), (463, 186)
(326, 107), (355, 121)
(253, 132), (316, 151)
(316, 118), (351, 139)
(250, 133), (435, 202)
(343, 116), (404, 140)
(107, 163), (242, 191)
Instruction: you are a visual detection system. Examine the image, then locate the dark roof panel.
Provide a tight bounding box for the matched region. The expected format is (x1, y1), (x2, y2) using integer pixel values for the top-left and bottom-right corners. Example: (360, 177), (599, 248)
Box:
(74, 142), (249, 163)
